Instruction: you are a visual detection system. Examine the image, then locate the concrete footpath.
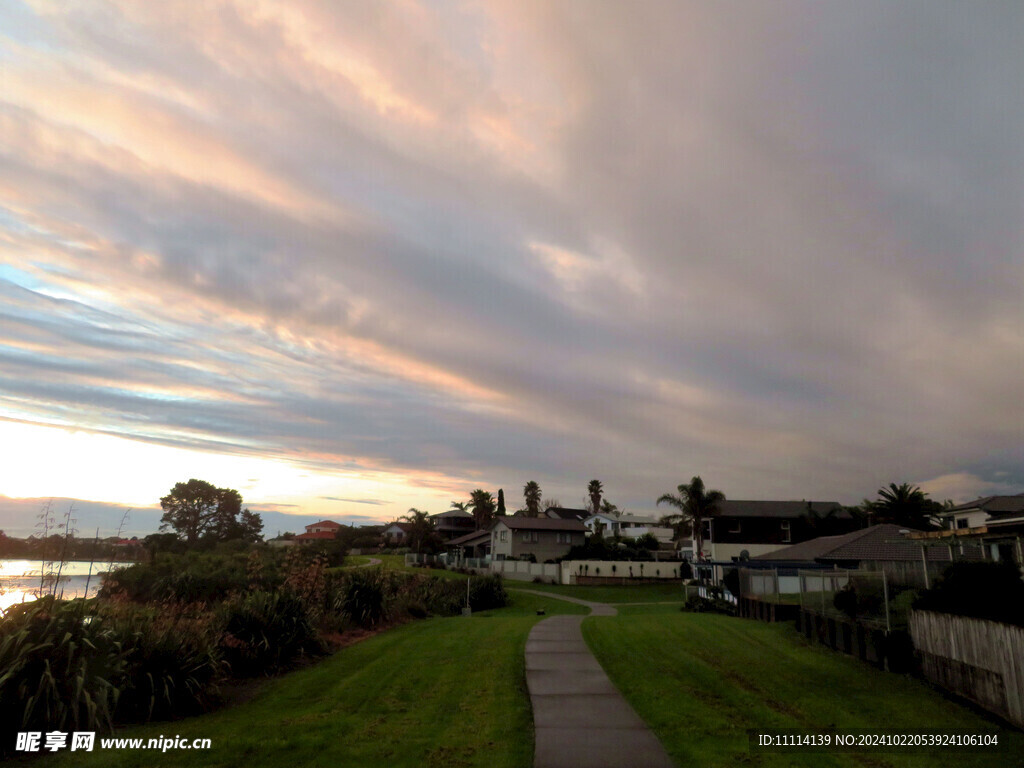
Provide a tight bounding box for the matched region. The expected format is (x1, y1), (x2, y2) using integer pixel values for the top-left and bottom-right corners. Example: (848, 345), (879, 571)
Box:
(522, 593), (675, 768)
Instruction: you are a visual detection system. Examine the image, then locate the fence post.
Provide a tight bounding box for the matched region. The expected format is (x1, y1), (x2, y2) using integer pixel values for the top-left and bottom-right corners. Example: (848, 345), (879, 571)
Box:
(882, 570), (891, 634)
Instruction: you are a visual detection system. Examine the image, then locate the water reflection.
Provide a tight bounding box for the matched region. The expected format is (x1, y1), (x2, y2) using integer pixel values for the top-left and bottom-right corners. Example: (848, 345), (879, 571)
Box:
(0, 560), (127, 615)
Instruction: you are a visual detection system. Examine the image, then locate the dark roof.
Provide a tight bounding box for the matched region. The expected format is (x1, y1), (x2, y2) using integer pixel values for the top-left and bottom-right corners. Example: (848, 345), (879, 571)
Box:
(496, 517), (587, 532)
(946, 495), (1024, 517)
(384, 522), (414, 532)
(432, 509), (474, 519)
(544, 507), (589, 520)
(447, 530), (491, 546)
(716, 500), (845, 519)
(753, 524), (966, 564)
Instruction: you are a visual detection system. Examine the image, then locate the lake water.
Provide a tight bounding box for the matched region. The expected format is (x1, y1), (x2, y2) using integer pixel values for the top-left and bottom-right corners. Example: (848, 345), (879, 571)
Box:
(0, 559), (127, 614)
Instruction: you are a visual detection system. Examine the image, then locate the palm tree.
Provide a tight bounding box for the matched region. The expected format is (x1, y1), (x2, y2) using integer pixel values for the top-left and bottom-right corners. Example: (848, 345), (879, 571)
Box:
(449, 501), (469, 513)
(588, 479), (603, 515)
(864, 483), (943, 530)
(399, 508), (440, 554)
(657, 476), (725, 558)
(468, 489), (496, 530)
(523, 481), (542, 518)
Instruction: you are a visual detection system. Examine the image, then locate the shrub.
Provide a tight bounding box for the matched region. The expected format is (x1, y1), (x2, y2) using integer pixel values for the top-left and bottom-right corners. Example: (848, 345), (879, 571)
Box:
(0, 599), (127, 751)
(335, 570), (390, 628)
(914, 561), (1024, 626)
(219, 591), (320, 676)
(104, 602), (223, 721)
(468, 575), (508, 612)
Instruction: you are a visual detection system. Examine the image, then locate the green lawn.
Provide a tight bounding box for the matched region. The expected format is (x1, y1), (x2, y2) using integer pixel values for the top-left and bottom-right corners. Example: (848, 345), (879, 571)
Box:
(40, 591), (572, 768)
(507, 579), (687, 604)
(583, 607), (1023, 767)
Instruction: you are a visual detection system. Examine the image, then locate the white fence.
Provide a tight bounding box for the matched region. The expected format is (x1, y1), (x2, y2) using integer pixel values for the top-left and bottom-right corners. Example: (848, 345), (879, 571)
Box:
(488, 560), (560, 582)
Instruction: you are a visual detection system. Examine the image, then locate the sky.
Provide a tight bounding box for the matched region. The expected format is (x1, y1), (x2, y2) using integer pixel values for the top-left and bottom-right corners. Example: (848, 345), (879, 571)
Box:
(1, 1), (1022, 538)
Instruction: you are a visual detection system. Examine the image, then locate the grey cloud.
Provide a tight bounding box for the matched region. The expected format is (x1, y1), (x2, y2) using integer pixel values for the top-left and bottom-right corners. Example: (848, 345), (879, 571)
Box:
(0, 1), (1021, 520)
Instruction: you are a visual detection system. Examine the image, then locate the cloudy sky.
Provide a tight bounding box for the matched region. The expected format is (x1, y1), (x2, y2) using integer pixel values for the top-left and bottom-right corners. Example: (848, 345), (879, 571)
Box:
(1, 1), (1021, 537)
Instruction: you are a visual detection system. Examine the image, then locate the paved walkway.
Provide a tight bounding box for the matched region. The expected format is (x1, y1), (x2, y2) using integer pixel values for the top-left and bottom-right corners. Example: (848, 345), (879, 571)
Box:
(520, 591), (675, 768)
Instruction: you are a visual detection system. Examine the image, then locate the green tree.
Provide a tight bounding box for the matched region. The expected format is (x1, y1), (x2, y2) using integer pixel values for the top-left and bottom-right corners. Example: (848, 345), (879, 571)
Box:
(587, 479), (603, 515)
(863, 483), (944, 530)
(657, 476), (725, 558)
(523, 481), (542, 517)
(399, 508), (441, 554)
(468, 489), (496, 530)
(449, 501), (469, 513)
(159, 479), (263, 545)
(496, 488), (506, 516)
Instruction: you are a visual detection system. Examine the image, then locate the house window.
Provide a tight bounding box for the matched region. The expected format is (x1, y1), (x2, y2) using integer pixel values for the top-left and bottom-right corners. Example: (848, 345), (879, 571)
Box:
(499, 530), (508, 542)
(729, 520), (741, 534)
(521, 531), (538, 542)
(780, 520), (791, 543)
(556, 532), (571, 544)
(956, 518), (968, 529)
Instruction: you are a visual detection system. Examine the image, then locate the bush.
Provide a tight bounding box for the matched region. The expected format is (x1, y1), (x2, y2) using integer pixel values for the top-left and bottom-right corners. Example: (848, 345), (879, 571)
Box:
(0, 599), (127, 751)
(335, 570), (390, 628)
(914, 561), (1024, 626)
(219, 591), (320, 676)
(104, 602), (223, 721)
(468, 575), (508, 612)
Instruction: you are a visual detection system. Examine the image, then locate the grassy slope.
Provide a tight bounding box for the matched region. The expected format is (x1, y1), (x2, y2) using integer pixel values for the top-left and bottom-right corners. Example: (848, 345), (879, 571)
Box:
(507, 580), (687, 604)
(43, 592), (581, 768)
(582, 608), (1023, 768)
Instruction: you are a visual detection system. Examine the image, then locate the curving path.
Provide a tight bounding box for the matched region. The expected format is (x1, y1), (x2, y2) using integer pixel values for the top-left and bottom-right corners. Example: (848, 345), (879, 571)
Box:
(518, 589), (675, 768)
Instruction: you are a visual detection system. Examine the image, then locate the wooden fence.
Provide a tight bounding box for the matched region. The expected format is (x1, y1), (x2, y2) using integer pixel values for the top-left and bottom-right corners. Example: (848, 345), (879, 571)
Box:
(909, 610), (1024, 728)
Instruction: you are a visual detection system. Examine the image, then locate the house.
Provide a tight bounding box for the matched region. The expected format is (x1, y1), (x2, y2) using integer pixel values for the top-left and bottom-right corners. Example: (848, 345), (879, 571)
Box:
(295, 519), (342, 542)
(583, 512), (620, 535)
(491, 517), (587, 562)
(752, 524), (978, 568)
(447, 529), (491, 560)
(939, 494), (1024, 531)
(430, 509), (476, 540)
(382, 522), (414, 545)
(701, 500), (857, 561)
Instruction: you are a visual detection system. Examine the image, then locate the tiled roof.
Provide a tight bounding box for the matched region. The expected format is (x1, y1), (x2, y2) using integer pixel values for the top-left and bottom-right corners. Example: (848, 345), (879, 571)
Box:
(307, 520), (342, 529)
(497, 517), (587, 532)
(295, 530), (337, 540)
(716, 500), (846, 519)
(946, 495), (1024, 516)
(753, 524), (973, 563)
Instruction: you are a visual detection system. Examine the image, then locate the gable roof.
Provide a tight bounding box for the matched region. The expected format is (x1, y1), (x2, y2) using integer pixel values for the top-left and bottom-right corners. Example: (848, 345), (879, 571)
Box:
(753, 524), (970, 563)
(447, 529), (491, 546)
(716, 500), (846, 519)
(384, 522), (414, 533)
(306, 519), (342, 529)
(432, 509), (474, 519)
(496, 517), (587, 532)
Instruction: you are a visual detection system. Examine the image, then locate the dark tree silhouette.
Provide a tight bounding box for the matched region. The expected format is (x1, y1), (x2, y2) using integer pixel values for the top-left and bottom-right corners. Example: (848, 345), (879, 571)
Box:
(523, 481), (542, 518)
(159, 479), (263, 544)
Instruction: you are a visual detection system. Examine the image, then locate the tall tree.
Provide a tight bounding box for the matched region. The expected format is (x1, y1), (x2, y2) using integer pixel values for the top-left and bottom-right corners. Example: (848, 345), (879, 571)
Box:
(449, 501), (469, 513)
(587, 479), (603, 515)
(496, 488), (506, 516)
(468, 489), (496, 530)
(863, 483), (944, 530)
(159, 479), (263, 544)
(657, 476), (725, 558)
(400, 508), (441, 554)
(523, 481), (542, 518)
